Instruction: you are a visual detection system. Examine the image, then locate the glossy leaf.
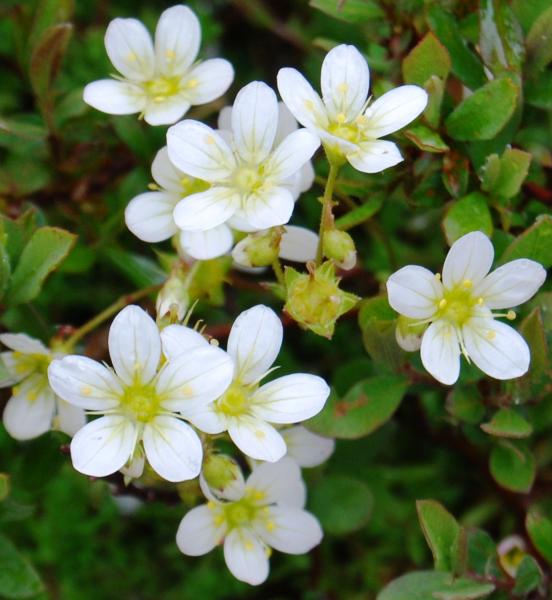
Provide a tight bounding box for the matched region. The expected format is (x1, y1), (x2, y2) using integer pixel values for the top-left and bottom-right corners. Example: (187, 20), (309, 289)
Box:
(489, 442), (536, 493)
(526, 512), (552, 564)
(443, 192), (493, 245)
(481, 408), (533, 438)
(498, 215), (552, 267)
(480, 148), (531, 199)
(402, 32), (451, 86)
(416, 500), (460, 572)
(0, 534), (44, 599)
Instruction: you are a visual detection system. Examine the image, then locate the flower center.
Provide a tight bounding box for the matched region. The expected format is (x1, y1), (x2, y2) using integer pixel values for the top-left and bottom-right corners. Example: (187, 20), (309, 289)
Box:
(216, 382), (251, 416)
(144, 76), (182, 102)
(233, 166), (265, 194)
(12, 352), (50, 376)
(437, 280), (480, 327)
(219, 488), (267, 529)
(120, 382), (160, 423)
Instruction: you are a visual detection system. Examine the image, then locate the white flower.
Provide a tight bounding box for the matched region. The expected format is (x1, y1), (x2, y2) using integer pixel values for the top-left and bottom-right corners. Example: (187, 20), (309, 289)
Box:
(386, 231), (547, 385)
(161, 305), (330, 462)
(0, 334), (85, 441)
(47, 305), (234, 481)
(166, 81), (320, 233)
(277, 44), (428, 172)
(125, 146), (234, 260)
(281, 426), (335, 468)
(83, 5), (233, 125)
(176, 458), (322, 586)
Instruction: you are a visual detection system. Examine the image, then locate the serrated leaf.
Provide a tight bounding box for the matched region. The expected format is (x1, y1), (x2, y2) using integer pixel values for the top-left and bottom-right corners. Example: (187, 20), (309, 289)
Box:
(445, 78), (518, 141)
(481, 408), (533, 438)
(309, 0), (384, 22)
(310, 476), (373, 535)
(480, 148), (531, 198)
(335, 195), (382, 230)
(498, 215), (552, 267)
(306, 375), (407, 439)
(416, 500), (460, 572)
(526, 512), (552, 564)
(443, 192), (493, 245)
(489, 441), (535, 493)
(4, 226), (76, 306)
(0, 534), (44, 599)
(402, 32), (451, 86)
(404, 125), (450, 153)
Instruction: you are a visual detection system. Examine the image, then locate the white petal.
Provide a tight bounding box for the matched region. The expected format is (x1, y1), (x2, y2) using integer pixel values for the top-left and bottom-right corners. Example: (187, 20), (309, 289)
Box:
(0, 353), (20, 387)
(185, 403), (227, 435)
(318, 128), (359, 154)
(223, 529), (269, 586)
(274, 102), (299, 145)
(217, 105), (232, 131)
(277, 67), (329, 130)
(167, 120), (236, 182)
(3, 381), (55, 441)
(442, 231), (494, 289)
(363, 85), (428, 137)
(462, 318), (530, 380)
(173, 187), (239, 231)
(386, 265), (442, 319)
(154, 5), (200, 77)
(183, 59), (234, 105)
(246, 457), (302, 504)
(347, 140), (403, 173)
(55, 399), (86, 437)
(298, 160), (315, 193)
(473, 259), (547, 309)
(83, 79), (145, 115)
(231, 81), (278, 164)
(228, 416), (286, 462)
(0, 333), (48, 354)
(142, 416), (202, 481)
(395, 322), (423, 352)
(143, 97), (191, 126)
(176, 505), (226, 556)
(251, 374), (329, 424)
(282, 426), (335, 468)
(70, 415), (137, 477)
(105, 18), (155, 81)
(256, 506), (322, 554)
(236, 187), (294, 231)
(321, 44), (369, 121)
(279, 226), (318, 263)
(48, 356), (123, 410)
(228, 305), (283, 384)
(151, 146), (186, 192)
(160, 325), (209, 360)
(179, 224), (233, 260)
(125, 191), (179, 242)
(108, 305), (161, 386)
(420, 320), (461, 385)
(155, 346), (234, 412)
(265, 129), (320, 180)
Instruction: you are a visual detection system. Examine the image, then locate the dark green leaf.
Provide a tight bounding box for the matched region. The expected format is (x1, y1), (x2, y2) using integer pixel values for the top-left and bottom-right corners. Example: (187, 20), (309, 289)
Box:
(480, 148), (531, 199)
(481, 408), (533, 438)
(512, 555), (542, 594)
(446, 386), (485, 425)
(0, 534), (44, 599)
(402, 32), (451, 86)
(443, 192), (493, 245)
(526, 512), (552, 564)
(404, 126), (449, 154)
(335, 196), (382, 230)
(416, 500), (460, 572)
(309, 0), (384, 22)
(489, 442), (535, 493)
(526, 6), (552, 73)
(498, 215), (552, 267)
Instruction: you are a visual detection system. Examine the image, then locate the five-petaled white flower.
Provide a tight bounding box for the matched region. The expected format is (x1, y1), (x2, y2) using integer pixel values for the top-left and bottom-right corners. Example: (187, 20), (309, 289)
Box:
(166, 81), (320, 233)
(125, 146), (234, 260)
(47, 305), (234, 481)
(176, 457), (322, 586)
(0, 334), (85, 441)
(161, 304), (330, 461)
(277, 44), (428, 172)
(83, 5), (234, 125)
(386, 231), (546, 385)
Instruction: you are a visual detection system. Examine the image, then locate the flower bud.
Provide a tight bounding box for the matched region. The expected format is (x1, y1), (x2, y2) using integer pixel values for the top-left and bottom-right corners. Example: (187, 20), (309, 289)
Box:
(395, 315), (427, 351)
(232, 227), (283, 268)
(156, 273), (189, 323)
(284, 261), (360, 338)
(323, 229), (357, 270)
(200, 454), (245, 502)
(497, 535), (527, 578)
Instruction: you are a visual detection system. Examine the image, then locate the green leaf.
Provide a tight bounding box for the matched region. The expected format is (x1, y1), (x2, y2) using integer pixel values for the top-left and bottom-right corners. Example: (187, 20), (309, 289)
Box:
(402, 32), (451, 86)
(101, 247), (166, 288)
(0, 226), (11, 300)
(0, 210), (37, 267)
(0, 474), (9, 502)
(404, 126), (450, 154)
(512, 555), (542, 595)
(526, 70), (552, 109)
(309, 0), (384, 22)
(446, 385), (485, 425)
(516, 307), (549, 398)
(467, 529), (500, 577)
(443, 192), (493, 245)
(498, 215), (552, 267)
(526, 6), (552, 73)
(377, 571), (494, 600)
(0, 117), (48, 141)
(4, 226), (76, 306)
(481, 408), (533, 438)
(512, 0), (551, 31)
(306, 375), (407, 439)
(0, 534), (44, 599)
(28, 0), (74, 54)
(442, 150), (469, 198)
(489, 441), (536, 493)
(480, 148), (531, 199)
(426, 7), (486, 89)
(416, 500), (460, 572)
(335, 195), (382, 231)
(445, 78), (518, 141)
(423, 75), (445, 128)
(310, 476), (373, 535)
(526, 512), (552, 564)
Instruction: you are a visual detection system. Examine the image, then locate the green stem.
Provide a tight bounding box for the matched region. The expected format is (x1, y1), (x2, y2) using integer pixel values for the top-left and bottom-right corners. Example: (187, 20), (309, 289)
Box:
(316, 163), (339, 265)
(62, 283), (161, 350)
(272, 258), (285, 286)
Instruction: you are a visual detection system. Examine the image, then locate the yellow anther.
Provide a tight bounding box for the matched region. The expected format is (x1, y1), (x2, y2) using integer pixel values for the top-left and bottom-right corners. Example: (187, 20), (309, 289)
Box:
(336, 112), (347, 124)
(355, 114), (367, 125)
(147, 183), (160, 191)
(506, 310), (516, 320)
(337, 82), (348, 93)
(253, 490), (265, 501)
(462, 279), (473, 289)
(187, 79), (198, 89)
(81, 385), (93, 396)
(435, 273), (441, 280)
(438, 298), (447, 309)
(486, 330), (496, 340)
(477, 297), (484, 305)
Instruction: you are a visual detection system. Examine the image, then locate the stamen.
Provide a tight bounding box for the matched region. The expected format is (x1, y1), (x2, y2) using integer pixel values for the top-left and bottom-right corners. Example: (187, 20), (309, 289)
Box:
(438, 299), (447, 309)
(506, 310), (516, 320)
(147, 183), (160, 191)
(477, 297), (484, 305)
(336, 113), (347, 124)
(462, 279), (473, 289)
(435, 273), (441, 280)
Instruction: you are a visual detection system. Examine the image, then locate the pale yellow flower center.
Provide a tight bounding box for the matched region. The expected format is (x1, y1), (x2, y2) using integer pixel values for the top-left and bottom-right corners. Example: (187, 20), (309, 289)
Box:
(209, 488), (274, 534)
(12, 352), (50, 376)
(119, 382), (161, 423)
(215, 382), (251, 416)
(436, 280), (480, 327)
(233, 165), (266, 194)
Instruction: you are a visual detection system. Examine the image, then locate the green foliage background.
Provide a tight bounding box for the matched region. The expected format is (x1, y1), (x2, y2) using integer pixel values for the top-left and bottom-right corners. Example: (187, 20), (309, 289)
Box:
(0, 0), (551, 598)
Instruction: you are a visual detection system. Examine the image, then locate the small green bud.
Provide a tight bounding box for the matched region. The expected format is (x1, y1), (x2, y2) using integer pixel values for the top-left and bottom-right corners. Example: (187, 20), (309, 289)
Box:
(232, 227), (283, 267)
(202, 454), (244, 501)
(395, 315), (427, 351)
(284, 261), (360, 339)
(156, 273), (189, 323)
(323, 229), (357, 270)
